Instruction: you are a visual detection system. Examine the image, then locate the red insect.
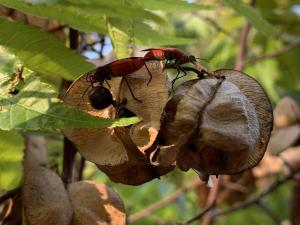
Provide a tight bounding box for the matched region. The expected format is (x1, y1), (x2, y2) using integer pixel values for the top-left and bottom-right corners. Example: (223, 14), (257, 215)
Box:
(143, 48), (201, 86)
(87, 57), (152, 107)
(143, 47), (196, 66)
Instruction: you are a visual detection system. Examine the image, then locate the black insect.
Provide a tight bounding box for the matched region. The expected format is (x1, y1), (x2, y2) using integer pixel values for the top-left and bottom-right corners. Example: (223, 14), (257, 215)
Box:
(88, 86), (113, 110)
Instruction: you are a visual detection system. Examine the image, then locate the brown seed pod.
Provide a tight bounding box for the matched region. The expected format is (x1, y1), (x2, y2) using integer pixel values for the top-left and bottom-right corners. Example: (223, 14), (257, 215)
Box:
(22, 166), (73, 225)
(157, 70), (273, 177)
(63, 61), (174, 185)
(267, 97), (300, 155)
(273, 96), (300, 128)
(62, 72), (128, 166)
(117, 60), (170, 152)
(68, 181), (126, 225)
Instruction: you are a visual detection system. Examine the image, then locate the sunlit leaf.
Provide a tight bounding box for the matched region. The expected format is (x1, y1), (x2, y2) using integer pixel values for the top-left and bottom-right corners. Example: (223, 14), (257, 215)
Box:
(0, 130), (23, 190)
(224, 0), (278, 37)
(134, 22), (197, 46)
(0, 17), (94, 80)
(0, 75), (141, 130)
(107, 18), (133, 59)
(129, 0), (213, 12)
(0, 0), (163, 33)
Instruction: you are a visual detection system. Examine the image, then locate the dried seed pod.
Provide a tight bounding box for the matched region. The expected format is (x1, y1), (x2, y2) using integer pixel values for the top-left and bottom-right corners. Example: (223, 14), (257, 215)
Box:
(267, 97), (300, 155)
(158, 70), (273, 177)
(22, 166), (73, 225)
(68, 181), (126, 225)
(267, 125), (300, 155)
(24, 135), (48, 171)
(274, 96), (300, 128)
(63, 61), (174, 185)
(118, 60), (170, 152)
(62, 73), (129, 166)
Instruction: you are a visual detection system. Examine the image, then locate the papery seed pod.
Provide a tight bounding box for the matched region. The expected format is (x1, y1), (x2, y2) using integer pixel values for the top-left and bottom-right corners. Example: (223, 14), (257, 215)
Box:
(62, 73), (128, 166)
(267, 97), (300, 155)
(22, 166), (73, 225)
(63, 61), (174, 185)
(157, 70), (273, 177)
(68, 181), (126, 225)
(117, 60), (170, 152)
(98, 122), (174, 185)
(274, 97), (300, 128)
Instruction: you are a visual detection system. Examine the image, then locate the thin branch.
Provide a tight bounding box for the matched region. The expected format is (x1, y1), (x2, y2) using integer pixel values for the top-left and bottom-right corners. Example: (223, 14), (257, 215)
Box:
(61, 137), (77, 184)
(128, 178), (203, 223)
(243, 40), (300, 69)
(235, 20), (251, 70)
(256, 201), (281, 224)
(201, 176), (221, 225)
(180, 204), (215, 225)
(212, 168), (300, 217)
(179, 177), (222, 225)
(235, 0), (254, 71)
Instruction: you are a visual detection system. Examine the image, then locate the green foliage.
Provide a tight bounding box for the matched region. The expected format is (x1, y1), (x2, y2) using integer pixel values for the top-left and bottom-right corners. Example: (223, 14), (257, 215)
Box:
(0, 130), (23, 190)
(224, 0), (278, 38)
(0, 74), (141, 130)
(0, 16), (94, 80)
(0, 0), (299, 224)
(128, 0), (213, 12)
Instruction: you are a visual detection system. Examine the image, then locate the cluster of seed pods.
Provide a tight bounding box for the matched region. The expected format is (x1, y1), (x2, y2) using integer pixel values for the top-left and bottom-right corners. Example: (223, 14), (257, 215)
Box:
(63, 48), (273, 185)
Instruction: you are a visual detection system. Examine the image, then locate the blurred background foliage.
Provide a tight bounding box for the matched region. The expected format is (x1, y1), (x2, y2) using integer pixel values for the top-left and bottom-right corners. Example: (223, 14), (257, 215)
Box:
(0, 0), (299, 224)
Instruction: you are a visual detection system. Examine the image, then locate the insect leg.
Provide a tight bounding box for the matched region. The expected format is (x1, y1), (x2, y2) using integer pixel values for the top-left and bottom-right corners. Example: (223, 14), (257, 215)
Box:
(143, 62), (153, 86)
(124, 77), (142, 103)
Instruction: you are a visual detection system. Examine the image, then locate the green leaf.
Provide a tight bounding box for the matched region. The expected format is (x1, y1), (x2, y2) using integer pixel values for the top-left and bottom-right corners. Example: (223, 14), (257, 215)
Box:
(107, 18), (133, 59)
(128, 0), (214, 12)
(0, 0), (163, 32)
(0, 75), (141, 130)
(0, 130), (23, 190)
(107, 18), (197, 58)
(0, 0), (106, 32)
(64, 0), (164, 23)
(0, 17), (94, 80)
(224, 0), (278, 37)
(135, 22), (196, 46)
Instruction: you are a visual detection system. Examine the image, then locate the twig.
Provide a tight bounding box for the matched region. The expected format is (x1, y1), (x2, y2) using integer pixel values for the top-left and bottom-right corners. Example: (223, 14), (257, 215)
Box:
(212, 168), (300, 217)
(61, 137), (77, 184)
(179, 177), (221, 225)
(201, 176), (221, 225)
(256, 200), (281, 224)
(69, 27), (79, 50)
(47, 25), (66, 33)
(181, 204), (215, 225)
(128, 178), (203, 223)
(243, 40), (300, 69)
(60, 28), (80, 184)
(235, 0), (254, 71)
(235, 19), (251, 70)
